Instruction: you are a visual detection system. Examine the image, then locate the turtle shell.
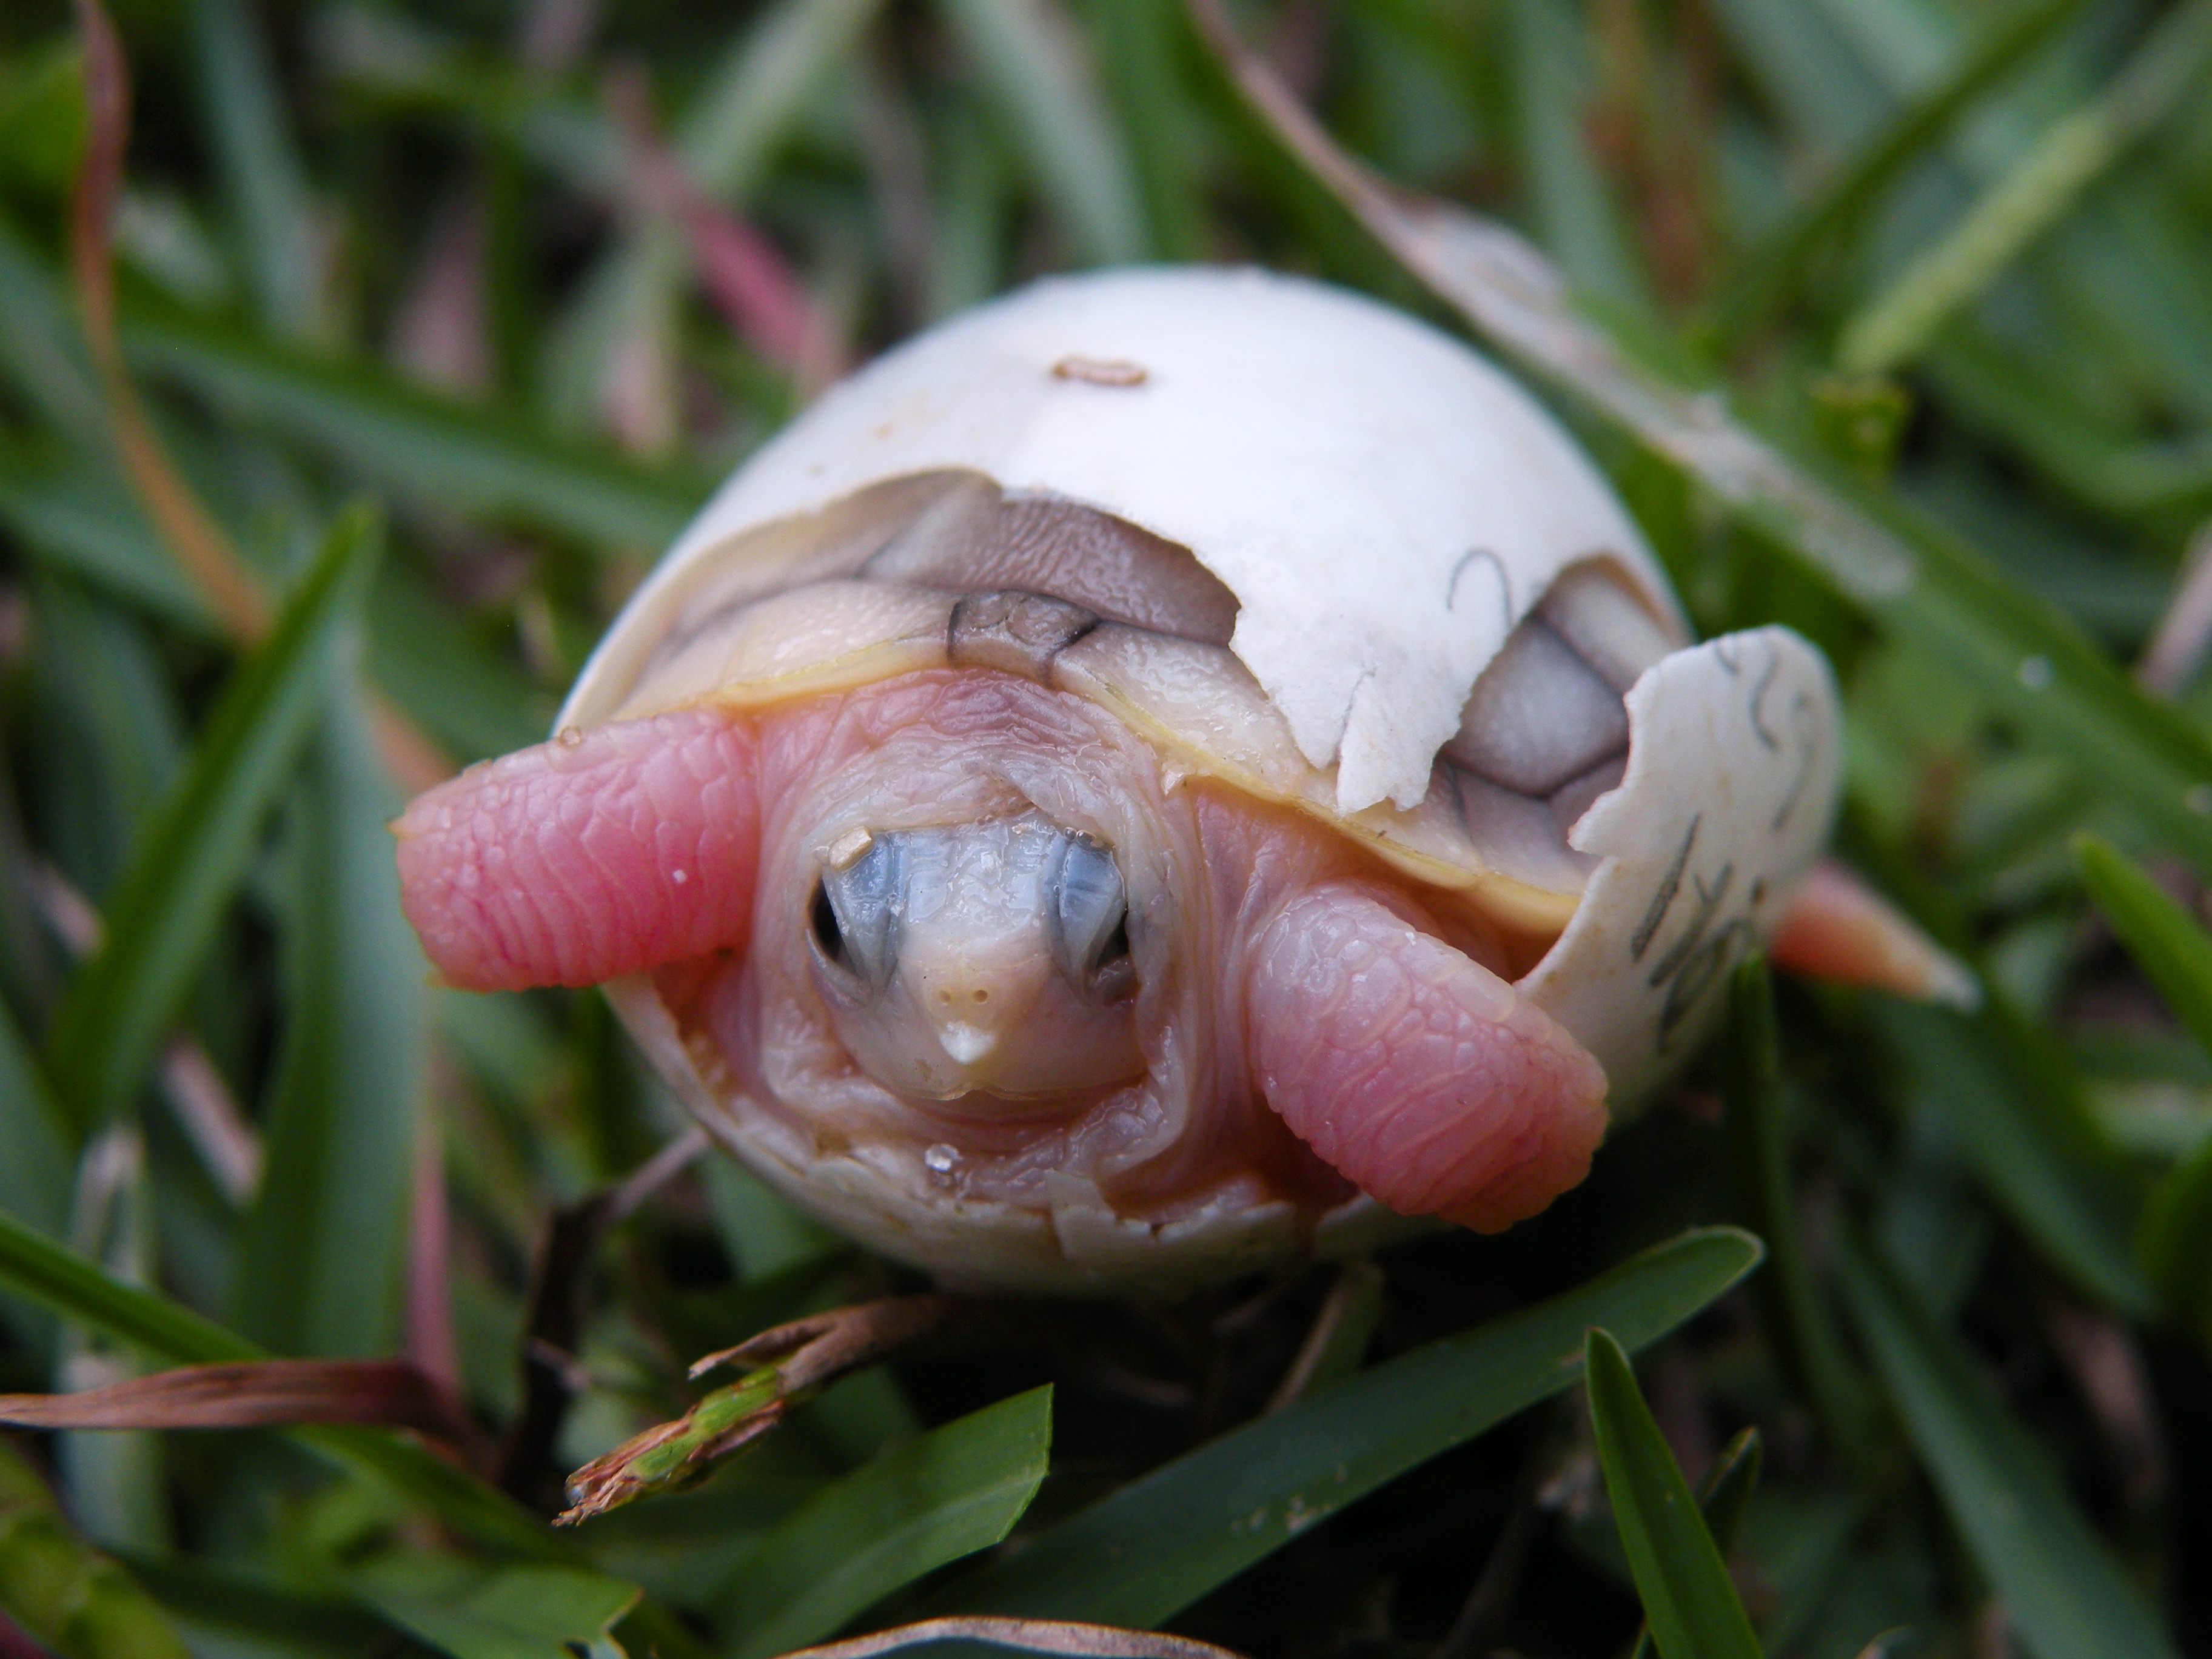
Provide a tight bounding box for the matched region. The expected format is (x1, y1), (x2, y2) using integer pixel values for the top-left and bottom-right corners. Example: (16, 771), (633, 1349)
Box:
(559, 267), (1841, 1288)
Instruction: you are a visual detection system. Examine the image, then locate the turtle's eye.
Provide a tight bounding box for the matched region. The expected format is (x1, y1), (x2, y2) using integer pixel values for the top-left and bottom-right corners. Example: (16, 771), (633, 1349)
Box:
(811, 837), (904, 994)
(1051, 837), (1136, 1002)
(811, 882), (847, 965)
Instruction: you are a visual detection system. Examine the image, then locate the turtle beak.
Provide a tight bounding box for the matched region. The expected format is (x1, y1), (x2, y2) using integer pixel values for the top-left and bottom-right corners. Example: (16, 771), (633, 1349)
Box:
(906, 935), (1057, 1073)
(810, 816), (1145, 1105)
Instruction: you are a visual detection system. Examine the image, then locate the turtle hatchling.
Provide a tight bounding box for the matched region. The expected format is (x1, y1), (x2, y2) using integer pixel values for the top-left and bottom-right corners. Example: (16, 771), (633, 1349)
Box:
(397, 267), (1900, 1292)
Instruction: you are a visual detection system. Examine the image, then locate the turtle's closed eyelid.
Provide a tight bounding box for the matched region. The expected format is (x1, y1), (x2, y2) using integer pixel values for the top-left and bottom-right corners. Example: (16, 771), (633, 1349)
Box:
(815, 837), (905, 990)
(1048, 836), (1130, 979)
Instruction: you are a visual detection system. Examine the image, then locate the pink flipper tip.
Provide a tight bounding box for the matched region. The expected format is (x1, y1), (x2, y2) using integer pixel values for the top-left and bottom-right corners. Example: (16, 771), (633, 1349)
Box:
(1247, 886), (1608, 1233)
(1771, 859), (1980, 1010)
(394, 708), (760, 992)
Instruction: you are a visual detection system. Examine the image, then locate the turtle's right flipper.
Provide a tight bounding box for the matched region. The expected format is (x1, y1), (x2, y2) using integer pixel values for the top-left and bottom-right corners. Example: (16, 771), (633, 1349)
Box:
(1245, 884), (1609, 1234)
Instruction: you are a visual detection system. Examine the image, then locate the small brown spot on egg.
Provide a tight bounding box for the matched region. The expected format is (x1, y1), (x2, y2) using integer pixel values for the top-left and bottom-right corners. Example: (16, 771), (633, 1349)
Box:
(1053, 355), (1147, 387)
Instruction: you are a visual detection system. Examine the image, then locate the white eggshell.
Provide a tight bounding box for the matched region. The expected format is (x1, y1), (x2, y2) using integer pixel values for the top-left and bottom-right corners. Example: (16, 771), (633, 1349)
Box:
(1523, 627), (1841, 1096)
(566, 266), (1677, 813)
(557, 268), (1844, 1289)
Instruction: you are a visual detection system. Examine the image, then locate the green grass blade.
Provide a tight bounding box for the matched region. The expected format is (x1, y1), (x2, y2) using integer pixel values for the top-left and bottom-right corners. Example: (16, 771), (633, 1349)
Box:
(929, 1227), (1763, 1626)
(678, 0), (891, 197)
(2073, 833), (2212, 1057)
(725, 1386), (1053, 1659)
(0, 216), (102, 440)
(1878, 1001), (2152, 1315)
(349, 1557), (640, 1659)
(1201, 81), (2212, 874)
(539, 0), (885, 435)
(1083, 0), (1208, 262)
(1721, 956), (1870, 1451)
(1695, 1427), (1763, 1557)
(0, 454), (213, 633)
(1711, 0), (2088, 345)
(1837, 0), (2212, 377)
(1584, 1329), (1763, 1659)
(1627, 1427), (1763, 1659)
(0, 1202), (565, 1560)
(0, 1002), (69, 1356)
(0, 999), (76, 1233)
(1924, 333), (2212, 522)
(112, 1553), (395, 1659)
(1872, 512), (2212, 871)
(0, 1438), (193, 1659)
(122, 315), (704, 549)
(364, 567), (546, 762)
(28, 575), (189, 893)
(230, 683), (424, 1357)
(42, 506), (382, 1130)
(2136, 1133), (2212, 1342)
(1506, 0), (1658, 318)
(190, 0), (326, 341)
(1835, 1233), (2177, 1659)
(937, 0), (1148, 265)
(0, 1199), (255, 1367)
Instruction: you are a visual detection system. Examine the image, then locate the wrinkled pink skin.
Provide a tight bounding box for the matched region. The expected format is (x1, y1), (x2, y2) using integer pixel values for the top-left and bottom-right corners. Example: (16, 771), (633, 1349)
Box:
(395, 671), (1608, 1235)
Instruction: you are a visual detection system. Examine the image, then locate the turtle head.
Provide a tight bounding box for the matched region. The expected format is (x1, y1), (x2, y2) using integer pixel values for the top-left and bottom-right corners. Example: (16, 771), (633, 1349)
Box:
(805, 813), (1142, 1104)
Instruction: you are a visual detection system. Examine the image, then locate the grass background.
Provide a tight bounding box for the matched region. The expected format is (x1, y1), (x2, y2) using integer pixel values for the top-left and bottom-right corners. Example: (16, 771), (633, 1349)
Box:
(1, 0), (2211, 1655)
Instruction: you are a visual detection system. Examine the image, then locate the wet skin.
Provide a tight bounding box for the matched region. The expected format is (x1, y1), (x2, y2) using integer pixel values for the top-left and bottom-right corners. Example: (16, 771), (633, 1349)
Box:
(395, 669), (1608, 1234)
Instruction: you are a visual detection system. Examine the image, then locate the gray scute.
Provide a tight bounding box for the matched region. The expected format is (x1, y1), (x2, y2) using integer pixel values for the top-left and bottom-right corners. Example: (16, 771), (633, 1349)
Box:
(863, 480), (1241, 645)
(1445, 615), (1629, 797)
(948, 590), (1101, 681)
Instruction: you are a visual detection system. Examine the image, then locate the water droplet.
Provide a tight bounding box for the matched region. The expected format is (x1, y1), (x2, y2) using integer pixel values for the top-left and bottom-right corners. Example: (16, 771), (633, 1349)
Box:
(2017, 655), (2053, 690)
(923, 1143), (958, 1175)
(670, 868), (688, 884)
(555, 724), (584, 746)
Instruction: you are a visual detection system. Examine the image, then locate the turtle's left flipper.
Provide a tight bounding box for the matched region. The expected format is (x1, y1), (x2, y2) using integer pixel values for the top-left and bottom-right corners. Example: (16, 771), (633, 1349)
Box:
(1770, 859), (1980, 1009)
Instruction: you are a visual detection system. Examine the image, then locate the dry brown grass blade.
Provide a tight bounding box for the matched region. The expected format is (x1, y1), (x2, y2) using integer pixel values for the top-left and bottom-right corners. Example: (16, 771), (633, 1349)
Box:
(686, 1293), (954, 1385)
(70, 0), (269, 644)
(494, 1127), (709, 1504)
(559, 1295), (958, 1524)
(1181, 0), (1916, 609)
(0, 1358), (469, 1441)
(69, 0), (456, 793)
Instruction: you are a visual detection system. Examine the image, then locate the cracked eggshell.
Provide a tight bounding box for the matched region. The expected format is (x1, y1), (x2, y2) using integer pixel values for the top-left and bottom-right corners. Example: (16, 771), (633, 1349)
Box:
(564, 265), (1680, 813)
(1521, 628), (1840, 1101)
(561, 266), (1842, 1289)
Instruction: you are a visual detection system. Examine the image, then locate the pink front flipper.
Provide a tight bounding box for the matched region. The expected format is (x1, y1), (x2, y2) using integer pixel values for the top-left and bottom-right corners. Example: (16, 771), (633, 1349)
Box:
(1247, 887), (1608, 1233)
(394, 708), (760, 991)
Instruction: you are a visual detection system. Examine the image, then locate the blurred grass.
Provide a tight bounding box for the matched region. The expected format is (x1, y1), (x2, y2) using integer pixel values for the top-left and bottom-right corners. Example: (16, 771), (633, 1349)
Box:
(0, 1), (2210, 1656)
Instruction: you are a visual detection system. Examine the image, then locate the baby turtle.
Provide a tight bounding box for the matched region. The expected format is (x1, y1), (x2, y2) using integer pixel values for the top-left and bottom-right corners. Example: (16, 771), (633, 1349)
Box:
(397, 268), (1852, 1292)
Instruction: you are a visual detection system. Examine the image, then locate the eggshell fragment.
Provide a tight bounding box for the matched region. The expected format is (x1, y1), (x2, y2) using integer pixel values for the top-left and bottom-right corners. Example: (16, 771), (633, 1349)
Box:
(564, 267), (1678, 815)
(1521, 627), (1842, 1099)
